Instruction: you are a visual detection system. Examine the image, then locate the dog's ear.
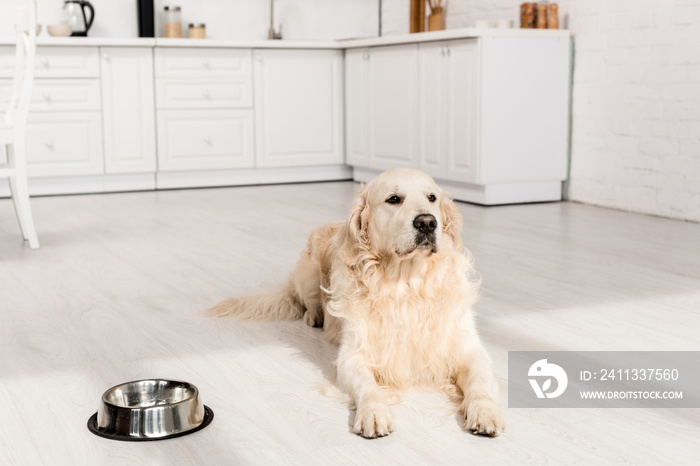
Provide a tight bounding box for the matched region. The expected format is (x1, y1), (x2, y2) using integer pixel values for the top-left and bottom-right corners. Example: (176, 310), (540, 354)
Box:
(346, 183), (370, 245)
(440, 190), (463, 247)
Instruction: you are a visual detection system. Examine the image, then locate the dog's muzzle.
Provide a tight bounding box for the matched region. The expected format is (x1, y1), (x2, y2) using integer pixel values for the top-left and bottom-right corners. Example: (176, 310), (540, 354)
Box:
(414, 232), (437, 252)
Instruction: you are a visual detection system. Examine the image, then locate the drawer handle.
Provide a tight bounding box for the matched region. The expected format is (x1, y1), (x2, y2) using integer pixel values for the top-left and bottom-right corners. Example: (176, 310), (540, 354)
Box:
(45, 140), (54, 150)
(102, 52), (110, 60)
(255, 55), (262, 62)
(40, 58), (49, 67)
(42, 92), (51, 102)
(446, 48), (451, 57)
(201, 60), (210, 68)
(203, 137), (212, 145)
(202, 91), (211, 99)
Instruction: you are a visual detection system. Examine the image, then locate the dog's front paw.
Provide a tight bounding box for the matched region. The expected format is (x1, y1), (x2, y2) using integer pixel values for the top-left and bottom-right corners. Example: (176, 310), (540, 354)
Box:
(353, 402), (393, 439)
(463, 398), (506, 437)
(303, 310), (323, 328)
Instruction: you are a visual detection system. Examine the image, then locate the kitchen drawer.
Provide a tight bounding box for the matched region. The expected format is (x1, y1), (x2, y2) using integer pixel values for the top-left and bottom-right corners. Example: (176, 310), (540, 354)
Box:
(0, 46), (100, 78)
(0, 79), (101, 112)
(155, 78), (252, 109)
(154, 48), (252, 79)
(157, 109), (254, 171)
(25, 112), (104, 177)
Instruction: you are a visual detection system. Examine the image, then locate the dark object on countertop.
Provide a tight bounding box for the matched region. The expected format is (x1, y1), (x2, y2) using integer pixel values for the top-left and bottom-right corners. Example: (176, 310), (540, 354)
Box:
(137, 0), (155, 38)
(63, 0), (95, 37)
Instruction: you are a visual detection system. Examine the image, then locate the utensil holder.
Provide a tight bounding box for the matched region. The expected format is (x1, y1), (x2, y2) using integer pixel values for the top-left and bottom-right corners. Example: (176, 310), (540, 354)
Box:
(428, 8), (444, 32)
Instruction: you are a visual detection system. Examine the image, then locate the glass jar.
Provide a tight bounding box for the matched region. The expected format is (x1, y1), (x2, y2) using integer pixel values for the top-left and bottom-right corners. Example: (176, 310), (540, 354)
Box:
(164, 6), (182, 38)
(189, 23), (206, 39)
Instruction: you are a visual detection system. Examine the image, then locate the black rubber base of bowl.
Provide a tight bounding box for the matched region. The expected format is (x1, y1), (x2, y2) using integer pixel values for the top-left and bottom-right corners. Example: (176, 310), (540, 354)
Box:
(87, 405), (214, 442)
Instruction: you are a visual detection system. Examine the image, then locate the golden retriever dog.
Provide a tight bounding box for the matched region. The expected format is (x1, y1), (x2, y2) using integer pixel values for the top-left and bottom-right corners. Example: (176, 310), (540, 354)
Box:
(208, 168), (506, 438)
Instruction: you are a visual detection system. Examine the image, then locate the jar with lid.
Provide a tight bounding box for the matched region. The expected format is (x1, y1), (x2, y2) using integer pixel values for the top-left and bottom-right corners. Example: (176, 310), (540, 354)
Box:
(164, 6), (182, 38)
(189, 23), (206, 39)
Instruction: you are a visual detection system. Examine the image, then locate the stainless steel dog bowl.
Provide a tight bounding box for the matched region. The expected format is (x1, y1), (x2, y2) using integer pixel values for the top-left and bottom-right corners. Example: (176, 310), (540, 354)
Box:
(87, 379), (213, 441)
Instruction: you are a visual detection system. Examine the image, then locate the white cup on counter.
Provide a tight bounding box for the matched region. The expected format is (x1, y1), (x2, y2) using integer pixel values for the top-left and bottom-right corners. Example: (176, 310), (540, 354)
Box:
(496, 19), (513, 29)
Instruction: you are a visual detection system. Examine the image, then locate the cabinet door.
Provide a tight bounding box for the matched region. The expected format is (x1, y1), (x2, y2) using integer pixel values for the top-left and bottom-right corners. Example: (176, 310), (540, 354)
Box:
(100, 47), (157, 174)
(418, 42), (448, 179)
(480, 37), (569, 184)
(445, 39), (479, 184)
(154, 48), (252, 79)
(368, 44), (419, 171)
(25, 112), (104, 177)
(0, 46), (99, 78)
(157, 109), (254, 172)
(0, 79), (101, 113)
(345, 48), (370, 167)
(254, 49), (344, 168)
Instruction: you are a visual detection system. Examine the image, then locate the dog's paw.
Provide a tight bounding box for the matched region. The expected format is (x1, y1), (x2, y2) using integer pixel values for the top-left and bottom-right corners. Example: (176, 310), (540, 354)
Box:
(353, 402), (393, 439)
(463, 398), (506, 437)
(303, 310), (323, 328)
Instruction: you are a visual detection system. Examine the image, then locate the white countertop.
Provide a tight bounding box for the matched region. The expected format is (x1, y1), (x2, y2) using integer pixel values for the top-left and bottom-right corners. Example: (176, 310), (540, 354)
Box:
(0, 28), (571, 49)
(340, 27), (571, 48)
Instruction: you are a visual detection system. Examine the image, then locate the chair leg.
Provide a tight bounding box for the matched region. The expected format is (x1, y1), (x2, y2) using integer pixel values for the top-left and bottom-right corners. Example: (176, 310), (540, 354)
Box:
(7, 142), (40, 249)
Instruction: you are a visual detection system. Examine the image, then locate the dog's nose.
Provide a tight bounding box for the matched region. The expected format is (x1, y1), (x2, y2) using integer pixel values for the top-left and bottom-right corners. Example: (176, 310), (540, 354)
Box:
(413, 214), (437, 234)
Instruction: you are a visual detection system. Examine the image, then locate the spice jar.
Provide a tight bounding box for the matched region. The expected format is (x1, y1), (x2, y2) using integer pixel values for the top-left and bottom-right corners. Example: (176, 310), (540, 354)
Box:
(189, 23), (206, 39)
(536, 4), (548, 29)
(520, 3), (536, 29)
(547, 4), (559, 29)
(164, 6), (182, 38)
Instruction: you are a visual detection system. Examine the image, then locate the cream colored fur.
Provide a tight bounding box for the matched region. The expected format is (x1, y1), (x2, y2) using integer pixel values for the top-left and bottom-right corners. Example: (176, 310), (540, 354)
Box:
(207, 168), (506, 438)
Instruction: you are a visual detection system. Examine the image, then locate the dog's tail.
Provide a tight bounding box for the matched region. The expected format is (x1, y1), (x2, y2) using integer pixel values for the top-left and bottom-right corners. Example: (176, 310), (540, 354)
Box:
(205, 281), (304, 321)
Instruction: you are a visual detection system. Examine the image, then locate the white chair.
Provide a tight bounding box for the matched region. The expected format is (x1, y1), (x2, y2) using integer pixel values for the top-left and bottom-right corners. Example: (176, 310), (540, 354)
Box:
(0, 3), (39, 249)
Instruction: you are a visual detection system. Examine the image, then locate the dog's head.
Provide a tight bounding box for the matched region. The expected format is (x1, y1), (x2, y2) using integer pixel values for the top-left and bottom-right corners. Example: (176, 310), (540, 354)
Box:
(346, 168), (462, 258)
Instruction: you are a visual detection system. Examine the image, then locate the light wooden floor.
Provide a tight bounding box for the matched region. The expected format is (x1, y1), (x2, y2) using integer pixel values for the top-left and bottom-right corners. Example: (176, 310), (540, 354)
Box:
(1, 181), (699, 465)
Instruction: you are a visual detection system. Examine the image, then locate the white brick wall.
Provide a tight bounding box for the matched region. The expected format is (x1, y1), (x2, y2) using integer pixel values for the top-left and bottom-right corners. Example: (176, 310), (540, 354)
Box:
(383, 0), (700, 222)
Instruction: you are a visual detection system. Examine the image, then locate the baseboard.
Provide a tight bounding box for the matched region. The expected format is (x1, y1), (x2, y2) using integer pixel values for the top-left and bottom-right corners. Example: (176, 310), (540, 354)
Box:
(0, 173), (156, 198)
(0, 166), (353, 198)
(156, 165), (353, 190)
(353, 167), (562, 205)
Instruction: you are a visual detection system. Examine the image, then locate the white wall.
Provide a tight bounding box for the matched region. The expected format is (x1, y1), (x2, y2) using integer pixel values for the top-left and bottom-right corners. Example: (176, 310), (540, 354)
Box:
(0, 0), (379, 41)
(383, 0), (700, 222)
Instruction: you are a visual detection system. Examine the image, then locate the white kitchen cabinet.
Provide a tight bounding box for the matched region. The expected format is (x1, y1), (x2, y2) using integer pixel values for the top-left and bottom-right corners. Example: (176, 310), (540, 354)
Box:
(153, 47), (254, 174)
(368, 44), (419, 171)
(347, 36), (571, 205)
(25, 112), (104, 177)
(0, 31), (570, 200)
(253, 49), (343, 168)
(344, 48), (370, 166)
(344, 44), (419, 171)
(0, 46), (99, 78)
(418, 39), (479, 183)
(155, 48), (252, 79)
(100, 47), (157, 174)
(0, 79), (101, 112)
(155, 78), (252, 109)
(479, 37), (569, 185)
(157, 109), (254, 171)
(0, 46), (104, 180)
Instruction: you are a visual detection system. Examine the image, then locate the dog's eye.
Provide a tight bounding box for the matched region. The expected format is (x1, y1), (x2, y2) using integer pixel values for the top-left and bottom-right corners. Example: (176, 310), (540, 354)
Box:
(386, 195), (402, 205)
(428, 194), (437, 203)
